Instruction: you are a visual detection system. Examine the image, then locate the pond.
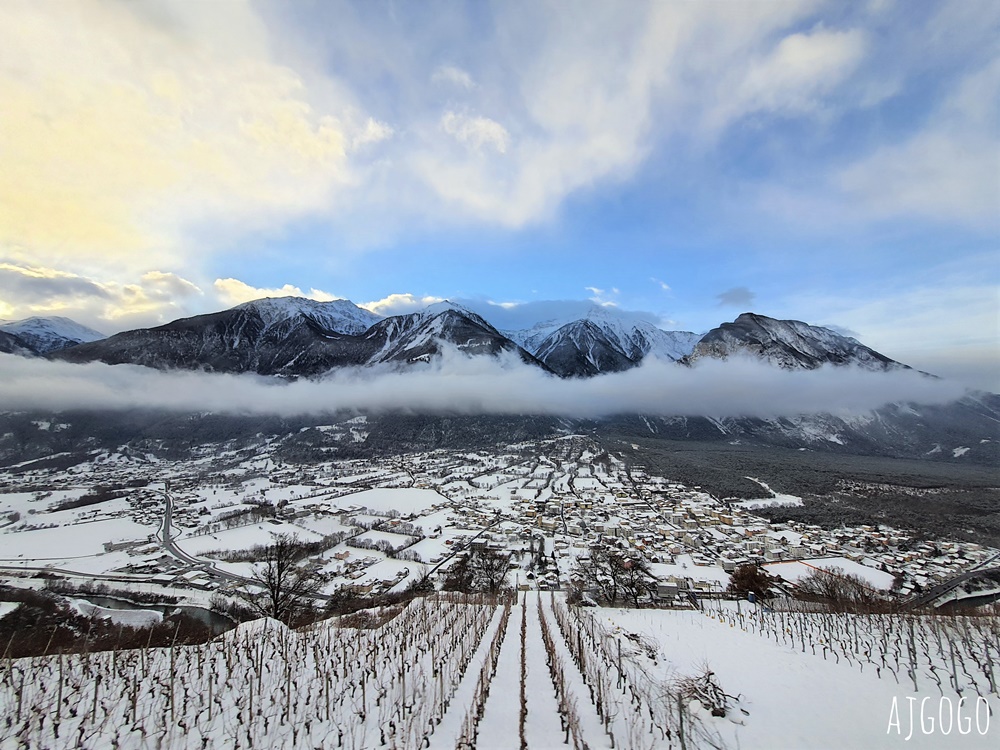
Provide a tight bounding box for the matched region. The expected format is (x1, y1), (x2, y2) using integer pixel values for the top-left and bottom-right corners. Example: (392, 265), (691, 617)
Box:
(77, 595), (237, 635)
(937, 590), (1000, 612)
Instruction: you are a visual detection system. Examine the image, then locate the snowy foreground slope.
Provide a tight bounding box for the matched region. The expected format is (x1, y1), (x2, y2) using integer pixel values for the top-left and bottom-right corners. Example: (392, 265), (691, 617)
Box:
(2, 594), (997, 749)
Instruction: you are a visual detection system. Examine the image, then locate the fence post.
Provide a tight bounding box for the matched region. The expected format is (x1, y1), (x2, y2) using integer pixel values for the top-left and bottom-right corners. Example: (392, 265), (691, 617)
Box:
(678, 693), (686, 750)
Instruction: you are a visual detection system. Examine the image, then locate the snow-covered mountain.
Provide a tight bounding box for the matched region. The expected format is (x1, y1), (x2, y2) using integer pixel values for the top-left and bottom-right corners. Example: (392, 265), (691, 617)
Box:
(17, 298), (925, 384)
(43, 299), (926, 385)
(533, 319), (636, 376)
(687, 312), (902, 371)
(367, 307), (534, 366)
(0, 329), (33, 355)
(504, 304), (702, 376)
(0, 316), (105, 354)
(233, 297), (381, 336)
(53, 298), (545, 376)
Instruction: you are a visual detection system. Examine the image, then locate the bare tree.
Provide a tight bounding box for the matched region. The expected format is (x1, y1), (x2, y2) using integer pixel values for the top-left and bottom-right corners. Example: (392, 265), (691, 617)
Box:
(618, 555), (656, 608)
(239, 534), (322, 624)
(441, 554), (474, 593)
(469, 547), (512, 594)
(574, 548), (653, 606)
(727, 564), (773, 600)
(795, 566), (881, 611)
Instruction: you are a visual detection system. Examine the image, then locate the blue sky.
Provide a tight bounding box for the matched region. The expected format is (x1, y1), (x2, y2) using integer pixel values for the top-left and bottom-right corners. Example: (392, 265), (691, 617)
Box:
(0, 0), (997, 388)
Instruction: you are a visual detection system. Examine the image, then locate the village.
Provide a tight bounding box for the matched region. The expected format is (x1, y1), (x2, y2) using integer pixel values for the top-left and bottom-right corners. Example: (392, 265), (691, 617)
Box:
(0, 426), (994, 612)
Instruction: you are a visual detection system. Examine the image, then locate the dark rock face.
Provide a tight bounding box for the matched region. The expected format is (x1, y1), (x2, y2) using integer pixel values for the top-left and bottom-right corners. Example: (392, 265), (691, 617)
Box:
(52, 301), (545, 377)
(689, 312), (901, 371)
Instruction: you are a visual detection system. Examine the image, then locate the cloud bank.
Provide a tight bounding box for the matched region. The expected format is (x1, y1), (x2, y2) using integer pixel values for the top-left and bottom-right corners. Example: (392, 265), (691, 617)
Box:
(0, 350), (967, 420)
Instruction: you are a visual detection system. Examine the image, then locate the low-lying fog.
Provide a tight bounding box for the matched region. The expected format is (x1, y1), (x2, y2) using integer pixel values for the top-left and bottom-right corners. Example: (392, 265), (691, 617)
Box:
(0, 348), (969, 419)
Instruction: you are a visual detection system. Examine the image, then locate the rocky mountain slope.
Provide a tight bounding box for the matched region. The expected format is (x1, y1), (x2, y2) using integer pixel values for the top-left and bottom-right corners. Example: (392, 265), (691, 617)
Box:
(505, 304), (701, 376)
(687, 312), (901, 371)
(0, 329), (32, 355)
(21, 301), (920, 382)
(52, 299), (545, 377)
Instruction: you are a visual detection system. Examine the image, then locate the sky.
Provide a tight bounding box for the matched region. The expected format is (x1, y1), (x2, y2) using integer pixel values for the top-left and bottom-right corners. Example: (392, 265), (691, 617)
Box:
(0, 0), (997, 390)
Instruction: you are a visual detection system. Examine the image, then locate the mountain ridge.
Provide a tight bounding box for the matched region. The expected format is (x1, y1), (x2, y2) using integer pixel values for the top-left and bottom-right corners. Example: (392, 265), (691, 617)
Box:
(50, 302), (549, 377)
(6, 298), (966, 389)
(686, 312), (903, 372)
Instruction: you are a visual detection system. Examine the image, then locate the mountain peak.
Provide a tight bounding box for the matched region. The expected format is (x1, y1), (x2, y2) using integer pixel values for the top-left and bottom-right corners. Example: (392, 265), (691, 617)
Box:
(234, 296), (381, 335)
(690, 312), (900, 371)
(0, 315), (105, 354)
(420, 299), (476, 317)
(414, 300), (497, 333)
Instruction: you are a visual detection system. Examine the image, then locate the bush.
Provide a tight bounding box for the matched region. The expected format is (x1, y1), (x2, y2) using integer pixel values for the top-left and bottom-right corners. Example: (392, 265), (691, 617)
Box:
(727, 564), (773, 599)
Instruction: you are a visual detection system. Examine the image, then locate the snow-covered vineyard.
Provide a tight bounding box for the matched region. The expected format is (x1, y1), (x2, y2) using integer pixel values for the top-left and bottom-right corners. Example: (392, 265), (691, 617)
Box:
(2, 593), (998, 749)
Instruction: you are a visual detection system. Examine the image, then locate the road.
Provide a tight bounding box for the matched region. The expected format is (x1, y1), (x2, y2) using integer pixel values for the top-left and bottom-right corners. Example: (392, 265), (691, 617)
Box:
(906, 565), (1000, 609)
(0, 565), (152, 583)
(6, 480), (506, 605)
(159, 486), (256, 588)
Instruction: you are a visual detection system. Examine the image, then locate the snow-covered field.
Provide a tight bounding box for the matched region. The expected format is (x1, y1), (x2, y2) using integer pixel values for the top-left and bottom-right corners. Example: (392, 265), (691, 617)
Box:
(346, 487), (446, 514)
(603, 602), (999, 748)
(731, 477), (804, 509)
(177, 523), (324, 557)
(4, 594), (995, 749)
(765, 556), (897, 590)
(0, 517), (151, 564)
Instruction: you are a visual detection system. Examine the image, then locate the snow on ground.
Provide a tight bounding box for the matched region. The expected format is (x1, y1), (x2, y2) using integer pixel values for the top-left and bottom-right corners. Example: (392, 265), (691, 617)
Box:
(603, 604), (997, 749)
(0, 488), (91, 518)
(0, 601), (19, 619)
(732, 477), (804, 509)
(764, 556), (896, 590)
(535, 596), (611, 747)
(34, 549), (141, 576)
(257, 484), (319, 503)
(348, 556), (425, 590)
(401, 537), (453, 564)
(290, 514), (355, 536)
(406, 508), (453, 534)
(177, 522), (324, 556)
(0, 517), (150, 561)
(765, 528), (803, 544)
(351, 529), (417, 550)
(476, 601), (569, 749)
(474, 480), (531, 511)
(345, 487), (446, 514)
(427, 605), (506, 749)
(953, 447), (970, 458)
(70, 598), (163, 627)
(649, 554), (731, 586)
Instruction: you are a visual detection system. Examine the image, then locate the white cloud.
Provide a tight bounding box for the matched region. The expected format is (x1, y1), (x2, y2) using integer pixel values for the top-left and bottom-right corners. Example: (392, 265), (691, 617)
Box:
(584, 286), (620, 307)
(441, 111), (510, 154)
(0, 262), (205, 332)
(397, 2), (881, 229)
(704, 27), (868, 133)
(351, 117), (394, 150)
(0, 0), (381, 275)
(0, 349), (967, 419)
(432, 65), (475, 90)
(213, 278), (340, 307)
(359, 293), (446, 317)
(834, 58), (1000, 227)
